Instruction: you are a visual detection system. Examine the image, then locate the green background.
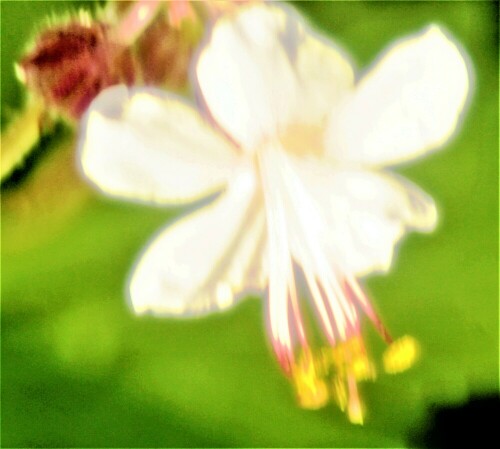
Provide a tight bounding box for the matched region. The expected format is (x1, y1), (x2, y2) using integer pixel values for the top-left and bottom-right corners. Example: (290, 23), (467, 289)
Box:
(2, 1), (498, 447)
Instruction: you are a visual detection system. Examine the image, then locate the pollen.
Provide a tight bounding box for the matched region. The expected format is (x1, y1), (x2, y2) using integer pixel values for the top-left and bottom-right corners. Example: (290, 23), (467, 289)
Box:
(383, 335), (420, 374)
(290, 337), (376, 423)
(291, 349), (329, 409)
(351, 356), (376, 381)
(331, 375), (348, 411)
(326, 336), (377, 381)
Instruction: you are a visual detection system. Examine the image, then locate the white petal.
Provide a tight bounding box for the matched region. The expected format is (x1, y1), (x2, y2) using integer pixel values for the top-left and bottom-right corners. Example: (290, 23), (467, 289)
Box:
(128, 168), (267, 316)
(295, 22), (355, 126)
(288, 157), (437, 276)
(326, 26), (471, 166)
(79, 85), (239, 204)
(195, 4), (353, 150)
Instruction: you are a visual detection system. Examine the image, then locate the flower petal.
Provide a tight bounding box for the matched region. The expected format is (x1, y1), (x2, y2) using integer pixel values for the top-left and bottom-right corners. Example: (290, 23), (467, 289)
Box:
(326, 26), (470, 166)
(79, 85), (239, 204)
(195, 4), (354, 150)
(128, 168), (267, 316)
(288, 157), (437, 276)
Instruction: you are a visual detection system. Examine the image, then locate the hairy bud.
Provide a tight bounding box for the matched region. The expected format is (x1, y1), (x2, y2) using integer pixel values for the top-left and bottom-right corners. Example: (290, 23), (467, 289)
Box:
(19, 21), (135, 119)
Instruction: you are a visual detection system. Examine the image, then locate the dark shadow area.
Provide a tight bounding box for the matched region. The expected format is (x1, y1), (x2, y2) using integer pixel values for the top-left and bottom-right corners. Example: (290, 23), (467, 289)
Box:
(409, 394), (500, 448)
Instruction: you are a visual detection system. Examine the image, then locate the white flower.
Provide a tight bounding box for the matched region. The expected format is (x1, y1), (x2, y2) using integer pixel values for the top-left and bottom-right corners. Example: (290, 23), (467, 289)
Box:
(79, 4), (470, 422)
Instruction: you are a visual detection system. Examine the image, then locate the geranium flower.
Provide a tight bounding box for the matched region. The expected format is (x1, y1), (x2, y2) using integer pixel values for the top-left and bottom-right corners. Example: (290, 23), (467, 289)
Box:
(78, 3), (470, 422)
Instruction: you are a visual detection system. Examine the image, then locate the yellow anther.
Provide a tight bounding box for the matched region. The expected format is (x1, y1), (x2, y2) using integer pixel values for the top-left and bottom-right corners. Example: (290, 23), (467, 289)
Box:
(322, 337), (375, 380)
(331, 376), (347, 411)
(290, 338), (377, 420)
(292, 350), (329, 409)
(351, 356), (376, 381)
(383, 335), (420, 374)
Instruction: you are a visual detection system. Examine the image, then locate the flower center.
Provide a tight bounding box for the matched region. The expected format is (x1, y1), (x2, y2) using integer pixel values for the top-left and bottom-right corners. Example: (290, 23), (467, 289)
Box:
(256, 144), (419, 423)
(279, 123), (324, 158)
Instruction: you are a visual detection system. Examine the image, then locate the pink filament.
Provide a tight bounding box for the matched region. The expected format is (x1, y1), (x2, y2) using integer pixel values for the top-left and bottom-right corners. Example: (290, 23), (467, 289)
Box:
(344, 276), (392, 344)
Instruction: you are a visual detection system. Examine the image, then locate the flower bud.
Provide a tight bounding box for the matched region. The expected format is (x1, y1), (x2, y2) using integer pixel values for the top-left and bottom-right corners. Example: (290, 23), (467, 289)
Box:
(135, 5), (202, 89)
(19, 21), (135, 119)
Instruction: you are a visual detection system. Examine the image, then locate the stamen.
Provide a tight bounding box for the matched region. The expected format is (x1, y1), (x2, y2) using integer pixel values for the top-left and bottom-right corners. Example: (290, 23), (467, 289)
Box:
(331, 375), (348, 411)
(302, 268), (336, 344)
(317, 276), (350, 340)
(345, 276), (393, 344)
(259, 147), (296, 373)
(351, 352), (376, 381)
(328, 271), (359, 327)
(275, 151), (356, 343)
(330, 337), (371, 424)
(288, 266), (308, 347)
(291, 348), (329, 409)
(347, 374), (364, 425)
(258, 144), (417, 423)
(326, 336), (376, 382)
(290, 337), (375, 422)
(267, 279), (294, 373)
(383, 335), (420, 374)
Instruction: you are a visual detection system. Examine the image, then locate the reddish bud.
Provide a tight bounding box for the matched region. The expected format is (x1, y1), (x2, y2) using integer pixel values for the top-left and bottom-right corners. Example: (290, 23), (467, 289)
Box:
(135, 11), (194, 89)
(19, 21), (135, 119)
